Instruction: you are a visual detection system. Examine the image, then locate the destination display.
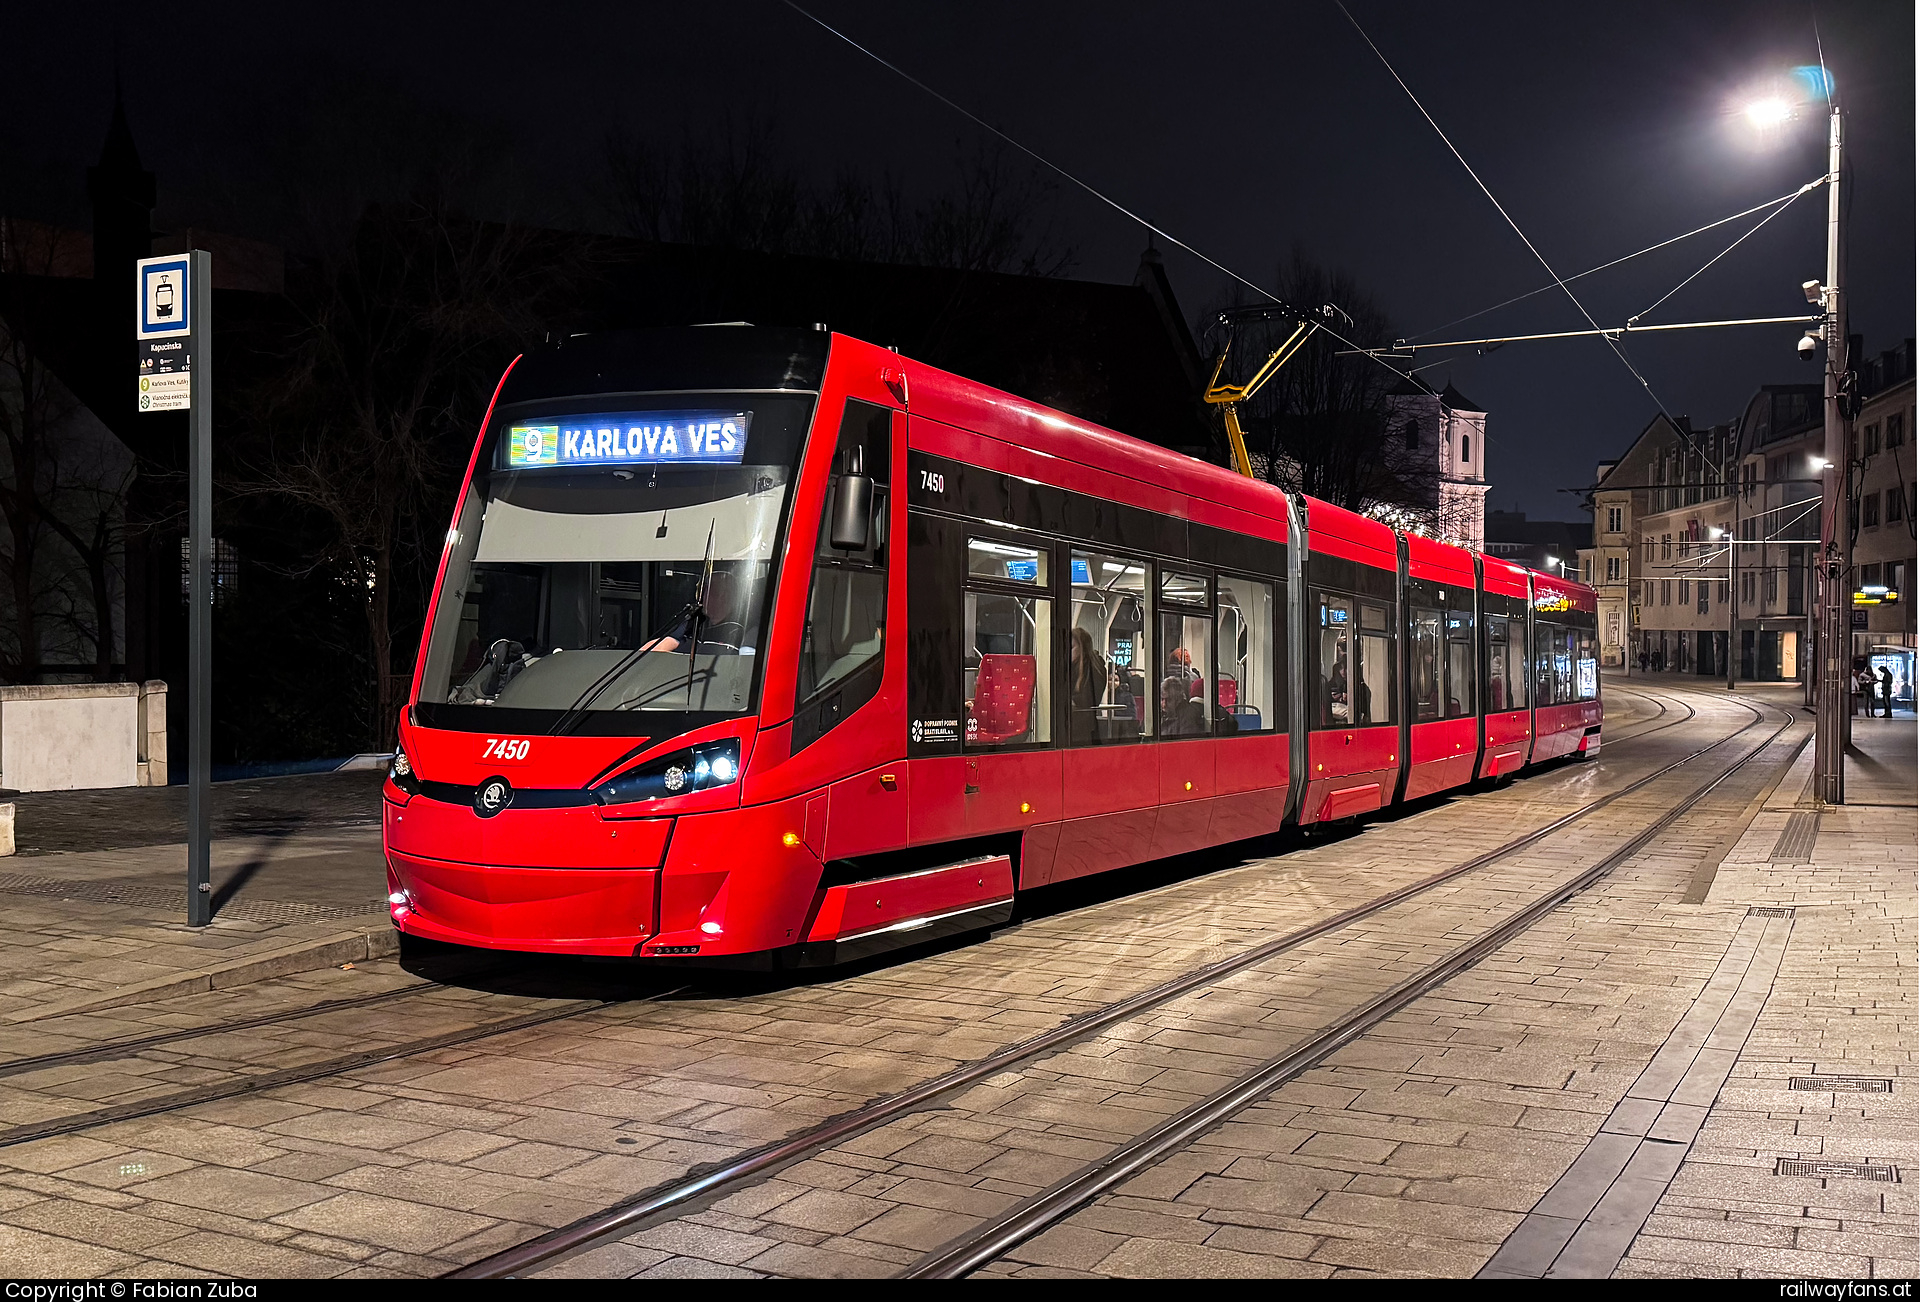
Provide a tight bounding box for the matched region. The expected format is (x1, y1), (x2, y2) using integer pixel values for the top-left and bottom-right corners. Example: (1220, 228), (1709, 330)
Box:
(505, 411), (753, 469)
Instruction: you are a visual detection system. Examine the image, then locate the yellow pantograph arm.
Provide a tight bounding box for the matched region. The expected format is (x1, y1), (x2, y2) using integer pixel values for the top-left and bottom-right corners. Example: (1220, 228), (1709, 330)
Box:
(1203, 320), (1315, 479)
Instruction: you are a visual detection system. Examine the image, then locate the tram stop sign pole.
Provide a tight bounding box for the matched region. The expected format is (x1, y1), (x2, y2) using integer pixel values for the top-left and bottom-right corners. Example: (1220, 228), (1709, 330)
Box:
(136, 250), (213, 926)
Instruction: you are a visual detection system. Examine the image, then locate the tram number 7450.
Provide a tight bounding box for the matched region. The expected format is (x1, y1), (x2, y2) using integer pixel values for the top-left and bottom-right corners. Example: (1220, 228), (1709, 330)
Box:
(481, 737), (532, 762)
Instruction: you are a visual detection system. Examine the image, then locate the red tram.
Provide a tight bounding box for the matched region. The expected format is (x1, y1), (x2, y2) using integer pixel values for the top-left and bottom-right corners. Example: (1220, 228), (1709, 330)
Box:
(383, 328), (1602, 965)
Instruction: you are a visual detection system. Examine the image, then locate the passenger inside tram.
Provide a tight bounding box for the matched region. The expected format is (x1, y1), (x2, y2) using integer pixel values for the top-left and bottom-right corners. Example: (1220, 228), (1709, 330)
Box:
(1068, 553), (1148, 743)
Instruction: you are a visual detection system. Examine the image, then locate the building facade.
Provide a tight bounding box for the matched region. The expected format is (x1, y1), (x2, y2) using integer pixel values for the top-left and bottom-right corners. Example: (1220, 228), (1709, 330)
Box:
(1586, 443), (1657, 669)
(1848, 341), (1916, 701)
(1591, 386), (1853, 681)
(1388, 380), (1490, 550)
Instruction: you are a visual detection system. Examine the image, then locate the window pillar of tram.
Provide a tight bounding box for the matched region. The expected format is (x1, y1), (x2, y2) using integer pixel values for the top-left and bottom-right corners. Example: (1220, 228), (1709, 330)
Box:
(793, 399), (893, 752)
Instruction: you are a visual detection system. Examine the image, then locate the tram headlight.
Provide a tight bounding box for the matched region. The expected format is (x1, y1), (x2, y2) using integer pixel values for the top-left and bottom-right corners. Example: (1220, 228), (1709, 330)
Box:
(595, 739), (742, 805)
(389, 746), (419, 795)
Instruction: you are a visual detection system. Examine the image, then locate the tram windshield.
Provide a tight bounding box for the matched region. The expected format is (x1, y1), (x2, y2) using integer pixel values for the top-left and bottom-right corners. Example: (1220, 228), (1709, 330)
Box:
(416, 396), (813, 735)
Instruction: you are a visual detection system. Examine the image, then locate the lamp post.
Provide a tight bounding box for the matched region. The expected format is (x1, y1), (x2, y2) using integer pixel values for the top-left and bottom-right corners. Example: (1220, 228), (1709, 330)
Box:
(1812, 100), (1850, 804)
(1749, 71), (1849, 802)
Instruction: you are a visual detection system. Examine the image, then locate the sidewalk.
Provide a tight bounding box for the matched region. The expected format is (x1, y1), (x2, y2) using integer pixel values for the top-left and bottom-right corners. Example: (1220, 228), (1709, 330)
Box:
(0, 771), (395, 1024)
(1617, 709), (1917, 1275)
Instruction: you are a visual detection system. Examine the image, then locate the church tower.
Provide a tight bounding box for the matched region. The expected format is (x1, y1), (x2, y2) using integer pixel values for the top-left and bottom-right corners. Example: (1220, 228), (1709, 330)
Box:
(1387, 377), (1490, 550)
(87, 85), (156, 286)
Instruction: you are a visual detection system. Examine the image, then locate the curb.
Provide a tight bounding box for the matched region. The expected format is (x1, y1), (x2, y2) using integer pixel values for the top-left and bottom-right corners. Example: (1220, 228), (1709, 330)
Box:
(6, 925), (402, 1024)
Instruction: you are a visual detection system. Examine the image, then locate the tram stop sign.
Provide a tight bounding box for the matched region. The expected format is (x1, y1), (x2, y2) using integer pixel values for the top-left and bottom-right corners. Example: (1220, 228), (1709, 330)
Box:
(135, 254), (192, 411)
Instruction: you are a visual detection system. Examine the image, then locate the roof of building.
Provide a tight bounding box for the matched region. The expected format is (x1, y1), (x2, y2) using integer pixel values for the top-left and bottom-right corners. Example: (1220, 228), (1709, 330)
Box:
(1388, 372), (1482, 413)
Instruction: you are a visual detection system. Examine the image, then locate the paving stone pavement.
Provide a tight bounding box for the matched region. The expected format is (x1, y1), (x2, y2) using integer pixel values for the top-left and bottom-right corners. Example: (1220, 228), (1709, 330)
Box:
(0, 682), (1874, 1279)
(533, 687), (1797, 1279)
(0, 774), (390, 1022)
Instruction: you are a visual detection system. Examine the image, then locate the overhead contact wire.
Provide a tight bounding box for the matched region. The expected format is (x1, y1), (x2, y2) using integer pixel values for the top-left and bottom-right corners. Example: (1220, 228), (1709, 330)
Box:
(777, 0), (1415, 388)
(1629, 182), (1819, 325)
(1408, 178), (1824, 342)
(1333, 0), (1711, 462)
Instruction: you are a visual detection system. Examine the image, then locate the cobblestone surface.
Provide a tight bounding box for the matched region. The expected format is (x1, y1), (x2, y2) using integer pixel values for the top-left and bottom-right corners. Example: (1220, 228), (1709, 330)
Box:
(1, 682), (1898, 1280)
(7, 772), (384, 857)
(0, 773), (389, 1021)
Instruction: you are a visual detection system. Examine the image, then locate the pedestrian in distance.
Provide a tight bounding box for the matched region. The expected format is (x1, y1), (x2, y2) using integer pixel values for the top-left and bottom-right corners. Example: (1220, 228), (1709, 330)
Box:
(1877, 664), (1895, 717)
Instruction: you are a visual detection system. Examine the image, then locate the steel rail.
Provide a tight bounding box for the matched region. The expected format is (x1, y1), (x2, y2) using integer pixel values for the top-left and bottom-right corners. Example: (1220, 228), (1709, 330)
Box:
(0, 994), (672, 1150)
(450, 690), (1763, 1279)
(1597, 684), (1672, 742)
(907, 704), (1799, 1278)
(0, 981), (443, 1080)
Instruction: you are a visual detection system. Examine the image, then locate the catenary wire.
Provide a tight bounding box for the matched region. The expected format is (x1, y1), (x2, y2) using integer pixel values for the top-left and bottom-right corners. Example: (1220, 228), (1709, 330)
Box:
(1333, 0), (1715, 464)
(1346, 314), (1821, 356)
(776, 0), (1417, 390)
(1408, 178), (1823, 342)
(1629, 183), (1820, 325)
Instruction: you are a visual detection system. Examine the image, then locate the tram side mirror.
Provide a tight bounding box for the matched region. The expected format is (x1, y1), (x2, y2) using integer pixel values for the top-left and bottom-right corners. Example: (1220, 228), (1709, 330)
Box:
(829, 447), (875, 551)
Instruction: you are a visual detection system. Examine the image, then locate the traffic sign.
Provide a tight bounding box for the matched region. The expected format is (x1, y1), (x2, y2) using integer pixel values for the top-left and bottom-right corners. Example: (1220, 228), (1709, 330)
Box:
(135, 255), (191, 339)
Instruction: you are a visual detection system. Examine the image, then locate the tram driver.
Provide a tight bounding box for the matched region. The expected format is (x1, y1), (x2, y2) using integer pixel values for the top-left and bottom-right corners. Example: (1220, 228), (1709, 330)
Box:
(640, 568), (750, 655)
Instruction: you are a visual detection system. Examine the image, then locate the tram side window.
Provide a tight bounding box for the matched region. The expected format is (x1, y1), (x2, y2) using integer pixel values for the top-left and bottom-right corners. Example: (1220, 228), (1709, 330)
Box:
(1535, 621), (1575, 706)
(794, 401), (891, 746)
(1534, 622), (1555, 706)
(1445, 606), (1475, 718)
(1067, 551), (1150, 745)
(1576, 624), (1600, 701)
(1316, 592), (1393, 727)
(1410, 605), (1443, 723)
(964, 537), (1051, 748)
(1216, 576), (1275, 732)
(1357, 601), (1393, 725)
(1486, 613), (1526, 712)
(1317, 593), (1353, 726)
(1158, 571), (1211, 737)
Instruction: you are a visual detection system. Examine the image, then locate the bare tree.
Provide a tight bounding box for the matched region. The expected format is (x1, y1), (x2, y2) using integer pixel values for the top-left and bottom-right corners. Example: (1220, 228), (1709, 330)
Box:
(0, 222), (132, 682)
(604, 117), (1074, 276)
(1205, 249), (1431, 520)
(240, 200), (568, 743)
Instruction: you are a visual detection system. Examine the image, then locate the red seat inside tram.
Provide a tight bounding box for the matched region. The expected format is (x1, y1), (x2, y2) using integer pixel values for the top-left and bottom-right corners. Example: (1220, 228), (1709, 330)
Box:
(970, 654), (1036, 744)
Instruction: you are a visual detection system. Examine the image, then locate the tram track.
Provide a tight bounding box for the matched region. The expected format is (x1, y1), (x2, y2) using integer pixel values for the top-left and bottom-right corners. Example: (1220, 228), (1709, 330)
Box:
(0, 989), (689, 1151)
(907, 701), (1801, 1279)
(0, 689), (1690, 1135)
(449, 692), (1784, 1278)
(1597, 684), (1678, 743)
(2, 680), (1683, 1080)
(0, 684), (1753, 1279)
(0, 980), (442, 1081)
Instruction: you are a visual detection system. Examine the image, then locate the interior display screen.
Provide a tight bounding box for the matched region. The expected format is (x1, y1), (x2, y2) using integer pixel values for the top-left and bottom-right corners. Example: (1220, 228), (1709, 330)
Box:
(505, 411), (753, 469)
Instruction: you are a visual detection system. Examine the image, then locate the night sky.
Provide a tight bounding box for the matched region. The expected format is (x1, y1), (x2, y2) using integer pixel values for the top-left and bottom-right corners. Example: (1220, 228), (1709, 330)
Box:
(7, 1), (1913, 519)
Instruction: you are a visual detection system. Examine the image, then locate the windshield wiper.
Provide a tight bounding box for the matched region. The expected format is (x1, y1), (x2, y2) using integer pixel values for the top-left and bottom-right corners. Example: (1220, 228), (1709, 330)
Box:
(548, 520), (716, 736)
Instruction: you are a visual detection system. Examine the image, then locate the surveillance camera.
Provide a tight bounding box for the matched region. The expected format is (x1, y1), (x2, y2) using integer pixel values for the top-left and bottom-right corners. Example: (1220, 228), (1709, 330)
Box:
(1798, 332), (1820, 360)
(1802, 280), (1825, 305)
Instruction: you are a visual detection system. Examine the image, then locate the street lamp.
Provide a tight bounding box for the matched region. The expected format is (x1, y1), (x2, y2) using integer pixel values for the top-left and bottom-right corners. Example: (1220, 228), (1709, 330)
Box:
(1747, 68), (1849, 804)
